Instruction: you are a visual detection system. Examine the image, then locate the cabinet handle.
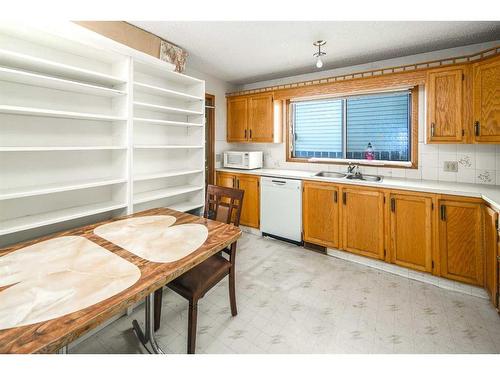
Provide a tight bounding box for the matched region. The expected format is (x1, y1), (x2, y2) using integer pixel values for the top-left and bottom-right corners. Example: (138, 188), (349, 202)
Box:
(474, 121), (480, 136)
(232, 177), (236, 188)
(431, 123), (435, 137)
(244, 129), (247, 139)
(342, 192), (347, 205)
(440, 205), (446, 221)
(334, 191), (338, 203)
(391, 198), (396, 212)
(237, 179), (240, 189)
(249, 129), (252, 139)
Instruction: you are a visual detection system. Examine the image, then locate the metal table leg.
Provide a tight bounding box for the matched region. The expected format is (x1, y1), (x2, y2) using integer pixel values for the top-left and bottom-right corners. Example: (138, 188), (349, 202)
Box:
(132, 292), (166, 354)
(58, 345), (68, 354)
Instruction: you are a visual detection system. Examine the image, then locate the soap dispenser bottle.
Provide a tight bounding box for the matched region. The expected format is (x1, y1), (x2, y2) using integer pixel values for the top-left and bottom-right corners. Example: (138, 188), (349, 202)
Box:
(365, 142), (375, 160)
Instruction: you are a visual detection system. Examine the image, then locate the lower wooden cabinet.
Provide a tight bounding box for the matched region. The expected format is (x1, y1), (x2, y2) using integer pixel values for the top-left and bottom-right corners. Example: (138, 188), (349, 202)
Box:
(216, 171), (260, 228)
(236, 174), (260, 228)
(438, 199), (484, 286)
(341, 187), (385, 260)
(302, 181), (339, 248)
(484, 206), (499, 306)
(389, 193), (433, 273)
(216, 171), (236, 189)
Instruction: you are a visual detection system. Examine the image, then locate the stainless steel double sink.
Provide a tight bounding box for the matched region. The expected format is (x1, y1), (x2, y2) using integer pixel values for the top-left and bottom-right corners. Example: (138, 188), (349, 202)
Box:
(314, 171), (383, 182)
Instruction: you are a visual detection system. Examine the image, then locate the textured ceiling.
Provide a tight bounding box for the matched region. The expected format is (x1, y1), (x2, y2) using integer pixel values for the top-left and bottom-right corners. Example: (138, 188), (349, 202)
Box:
(130, 21), (500, 85)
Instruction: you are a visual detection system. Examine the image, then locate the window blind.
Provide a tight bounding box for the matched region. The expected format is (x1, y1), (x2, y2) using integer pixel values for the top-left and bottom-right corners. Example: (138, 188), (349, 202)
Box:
(291, 90), (411, 162)
(346, 91), (410, 161)
(293, 99), (343, 158)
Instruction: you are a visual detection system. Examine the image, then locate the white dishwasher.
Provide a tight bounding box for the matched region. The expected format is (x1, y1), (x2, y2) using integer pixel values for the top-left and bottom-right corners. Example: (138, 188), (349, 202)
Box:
(260, 176), (302, 245)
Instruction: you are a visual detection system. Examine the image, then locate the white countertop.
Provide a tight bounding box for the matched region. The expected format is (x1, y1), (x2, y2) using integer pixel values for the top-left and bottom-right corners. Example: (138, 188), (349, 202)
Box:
(216, 167), (500, 211)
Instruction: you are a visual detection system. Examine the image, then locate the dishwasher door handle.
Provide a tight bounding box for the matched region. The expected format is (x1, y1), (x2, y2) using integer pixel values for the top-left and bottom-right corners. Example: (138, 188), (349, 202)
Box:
(271, 180), (287, 185)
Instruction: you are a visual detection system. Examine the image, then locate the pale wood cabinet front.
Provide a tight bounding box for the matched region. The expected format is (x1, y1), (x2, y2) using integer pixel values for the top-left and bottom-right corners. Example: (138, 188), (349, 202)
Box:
(484, 206), (498, 306)
(389, 193), (433, 273)
(473, 55), (500, 143)
(216, 171), (260, 228)
(426, 67), (465, 143)
(302, 181), (339, 248)
(341, 187), (385, 260)
(248, 94), (274, 142)
(227, 97), (248, 142)
(438, 199), (484, 286)
(226, 93), (281, 143)
(236, 174), (260, 228)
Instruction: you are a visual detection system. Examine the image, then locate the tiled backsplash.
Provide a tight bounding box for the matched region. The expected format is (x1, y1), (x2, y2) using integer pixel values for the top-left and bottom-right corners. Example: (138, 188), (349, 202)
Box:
(227, 142), (500, 186)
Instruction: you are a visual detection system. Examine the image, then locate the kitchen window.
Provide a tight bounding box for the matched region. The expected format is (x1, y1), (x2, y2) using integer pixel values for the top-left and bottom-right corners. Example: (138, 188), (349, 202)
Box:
(290, 89), (416, 167)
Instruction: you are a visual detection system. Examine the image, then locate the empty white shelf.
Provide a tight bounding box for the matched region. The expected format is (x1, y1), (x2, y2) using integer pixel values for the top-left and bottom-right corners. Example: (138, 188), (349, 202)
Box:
(134, 169), (203, 182)
(134, 117), (203, 127)
(0, 201), (127, 235)
(134, 101), (203, 115)
(167, 201), (205, 213)
(0, 105), (127, 121)
(133, 185), (204, 204)
(134, 60), (204, 86)
(134, 82), (203, 102)
(0, 177), (127, 201)
(0, 146), (127, 152)
(0, 67), (126, 97)
(0, 48), (126, 87)
(134, 145), (203, 150)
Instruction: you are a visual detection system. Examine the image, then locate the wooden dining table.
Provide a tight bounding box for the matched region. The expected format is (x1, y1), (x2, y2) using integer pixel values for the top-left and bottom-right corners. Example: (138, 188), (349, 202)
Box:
(0, 207), (241, 354)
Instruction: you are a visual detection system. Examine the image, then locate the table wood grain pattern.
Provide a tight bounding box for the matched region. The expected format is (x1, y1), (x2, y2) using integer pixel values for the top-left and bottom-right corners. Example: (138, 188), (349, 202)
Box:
(0, 208), (241, 354)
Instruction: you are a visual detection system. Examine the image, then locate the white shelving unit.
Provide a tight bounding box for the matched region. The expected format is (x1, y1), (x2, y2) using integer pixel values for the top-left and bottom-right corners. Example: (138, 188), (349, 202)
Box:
(131, 57), (205, 216)
(0, 22), (205, 247)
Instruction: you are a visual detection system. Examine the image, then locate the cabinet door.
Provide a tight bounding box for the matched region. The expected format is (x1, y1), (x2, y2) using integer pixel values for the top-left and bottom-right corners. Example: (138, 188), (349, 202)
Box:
(303, 181), (339, 248)
(236, 175), (260, 228)
(389, 194), (433, 272)
(439, 200), (483, 286)
(216, 172), (236, 188)
(426, 68), (464, 143)
(473, 56), (500, 142)
(484, 206), (498, 306)
(341, 187), (385, 260)
(248, 94), (274, 142)
(227, 97), (248, 142)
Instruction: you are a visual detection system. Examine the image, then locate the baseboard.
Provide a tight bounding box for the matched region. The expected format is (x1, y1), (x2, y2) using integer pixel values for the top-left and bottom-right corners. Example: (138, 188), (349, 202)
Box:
(326, 248), (489, 300)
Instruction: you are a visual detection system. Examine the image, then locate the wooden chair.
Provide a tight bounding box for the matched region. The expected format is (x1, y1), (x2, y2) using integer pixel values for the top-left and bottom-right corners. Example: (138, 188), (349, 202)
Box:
(153, 184), (244, 354)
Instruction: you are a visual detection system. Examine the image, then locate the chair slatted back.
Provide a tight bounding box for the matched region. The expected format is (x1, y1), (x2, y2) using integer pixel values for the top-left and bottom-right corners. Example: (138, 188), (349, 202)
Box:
(204, 185), (244, 227)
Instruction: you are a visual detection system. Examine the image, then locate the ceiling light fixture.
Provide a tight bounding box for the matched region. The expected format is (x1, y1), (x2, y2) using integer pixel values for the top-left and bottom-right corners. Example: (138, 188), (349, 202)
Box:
(313, 40), (326, 68)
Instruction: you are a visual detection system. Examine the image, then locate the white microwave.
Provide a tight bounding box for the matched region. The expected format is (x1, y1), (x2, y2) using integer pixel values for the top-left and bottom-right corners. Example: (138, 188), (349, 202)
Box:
(223, 151), (263, 170)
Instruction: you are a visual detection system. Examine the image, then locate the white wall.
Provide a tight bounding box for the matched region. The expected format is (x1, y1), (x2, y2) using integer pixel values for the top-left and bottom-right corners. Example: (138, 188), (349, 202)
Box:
(184, 66), (237, 166)
(226, 40), (500, 185)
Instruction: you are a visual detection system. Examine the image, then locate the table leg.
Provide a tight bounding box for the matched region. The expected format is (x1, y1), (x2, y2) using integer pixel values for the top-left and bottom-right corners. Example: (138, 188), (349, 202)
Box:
(58, 345), (68, 354)
(132, 292), (166, 354)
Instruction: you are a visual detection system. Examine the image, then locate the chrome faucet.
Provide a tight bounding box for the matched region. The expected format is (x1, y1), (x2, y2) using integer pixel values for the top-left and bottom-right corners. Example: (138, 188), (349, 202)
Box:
(347, 162), (357, 174)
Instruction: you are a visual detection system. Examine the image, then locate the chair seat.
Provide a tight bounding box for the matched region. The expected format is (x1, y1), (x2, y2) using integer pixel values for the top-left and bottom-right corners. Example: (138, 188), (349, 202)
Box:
(168, 254), (231, 299)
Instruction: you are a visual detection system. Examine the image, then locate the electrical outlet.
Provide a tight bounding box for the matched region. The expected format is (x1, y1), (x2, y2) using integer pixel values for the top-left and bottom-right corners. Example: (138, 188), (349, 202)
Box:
(443, 161), (458, 172)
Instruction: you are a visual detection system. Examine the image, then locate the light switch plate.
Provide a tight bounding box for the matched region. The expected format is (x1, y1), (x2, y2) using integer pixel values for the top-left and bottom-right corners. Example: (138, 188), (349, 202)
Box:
(443, 161), (458, 172)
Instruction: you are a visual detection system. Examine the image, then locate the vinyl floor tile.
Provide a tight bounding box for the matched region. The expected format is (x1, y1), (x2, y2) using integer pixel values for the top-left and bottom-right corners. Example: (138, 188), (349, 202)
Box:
(72, 233), (500, 354)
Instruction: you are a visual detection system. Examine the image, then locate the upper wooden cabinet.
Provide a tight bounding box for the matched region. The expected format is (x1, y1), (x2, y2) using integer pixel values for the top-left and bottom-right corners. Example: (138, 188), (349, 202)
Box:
(302, 181), (340, 249)
(473, 55), (500, 143)
(426, 67), (465, 143)
(227, 97), (248, 142)
(248, 94), (274, 142)
(438, 199), (484, 286)
(216, 171), (260, 228)
(341, 186), (385, 260)
(227, 93), (282, 143)
(389, 193), (433, 273)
